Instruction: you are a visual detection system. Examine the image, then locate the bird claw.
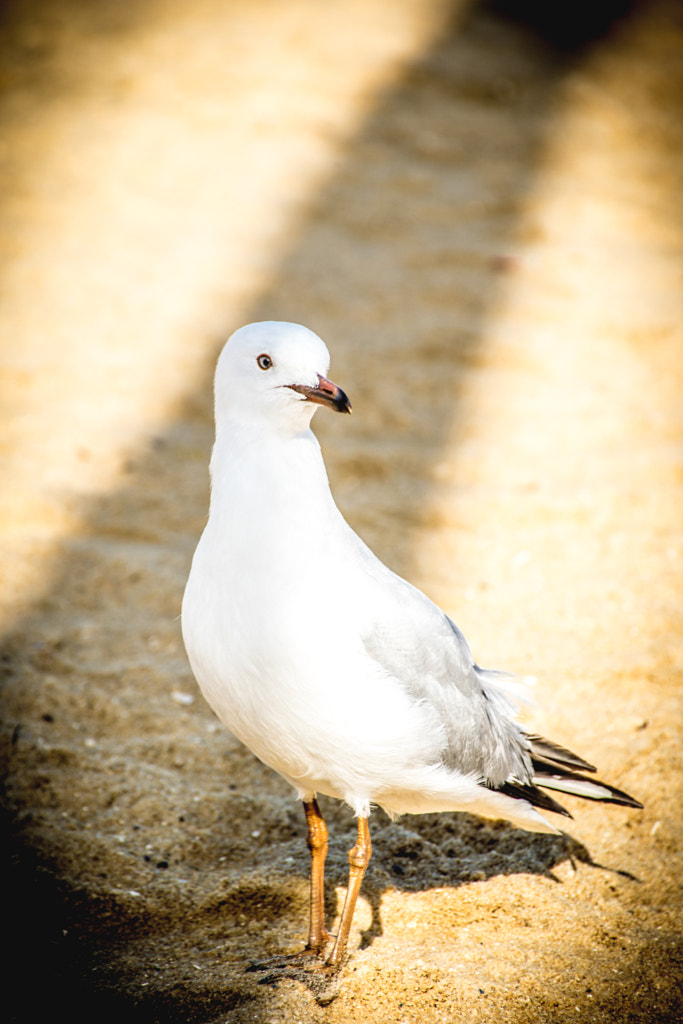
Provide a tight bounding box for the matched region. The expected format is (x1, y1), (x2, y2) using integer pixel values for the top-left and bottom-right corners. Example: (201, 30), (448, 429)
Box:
(246, 944), (343, 1004)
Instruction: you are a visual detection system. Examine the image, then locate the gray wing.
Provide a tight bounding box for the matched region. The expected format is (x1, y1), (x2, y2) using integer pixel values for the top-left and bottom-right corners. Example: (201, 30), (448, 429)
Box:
(345, 528), (644, 819)
(353, 538), (533, 787)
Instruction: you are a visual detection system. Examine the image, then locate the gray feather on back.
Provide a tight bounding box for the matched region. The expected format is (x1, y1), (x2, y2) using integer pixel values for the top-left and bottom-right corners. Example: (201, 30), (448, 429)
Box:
(358, 559), (533, 787)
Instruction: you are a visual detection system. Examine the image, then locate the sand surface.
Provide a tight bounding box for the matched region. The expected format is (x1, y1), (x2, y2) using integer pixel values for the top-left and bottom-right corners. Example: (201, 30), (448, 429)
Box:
(1, 1), (682, 1021)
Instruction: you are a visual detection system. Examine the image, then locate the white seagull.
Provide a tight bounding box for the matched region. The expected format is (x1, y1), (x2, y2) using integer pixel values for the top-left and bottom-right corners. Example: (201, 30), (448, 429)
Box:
(182, 321), (641, 971)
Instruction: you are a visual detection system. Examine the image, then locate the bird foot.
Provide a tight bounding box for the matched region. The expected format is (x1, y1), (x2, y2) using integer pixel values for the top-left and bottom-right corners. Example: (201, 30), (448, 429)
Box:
(246, 942), (343, 1004)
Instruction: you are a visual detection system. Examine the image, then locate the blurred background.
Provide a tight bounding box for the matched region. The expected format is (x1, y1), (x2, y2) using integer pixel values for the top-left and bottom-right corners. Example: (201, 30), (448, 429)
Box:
(1, 1), (681, 1021)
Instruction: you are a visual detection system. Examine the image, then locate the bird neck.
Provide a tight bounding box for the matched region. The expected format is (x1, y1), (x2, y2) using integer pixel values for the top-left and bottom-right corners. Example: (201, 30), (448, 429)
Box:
(208, 420), (335, 524)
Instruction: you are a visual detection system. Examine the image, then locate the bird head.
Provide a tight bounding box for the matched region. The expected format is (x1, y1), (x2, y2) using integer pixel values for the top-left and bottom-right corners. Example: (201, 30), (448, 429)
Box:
(214, 321), (351, 434)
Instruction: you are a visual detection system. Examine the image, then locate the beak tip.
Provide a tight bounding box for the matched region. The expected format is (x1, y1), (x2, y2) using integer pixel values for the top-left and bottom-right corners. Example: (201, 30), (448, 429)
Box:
(287, 376), (351, 415)
(335, 391), (352, 415)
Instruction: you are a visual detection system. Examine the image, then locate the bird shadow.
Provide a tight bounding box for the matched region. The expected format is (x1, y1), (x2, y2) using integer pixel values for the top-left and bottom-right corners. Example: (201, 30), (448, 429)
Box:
(304, 799), (641, 954)
(239, 793), (641, 1005)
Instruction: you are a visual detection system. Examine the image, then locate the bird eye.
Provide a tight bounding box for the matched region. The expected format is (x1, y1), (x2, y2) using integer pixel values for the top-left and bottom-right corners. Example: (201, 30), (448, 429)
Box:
(257, 353), (273, 370)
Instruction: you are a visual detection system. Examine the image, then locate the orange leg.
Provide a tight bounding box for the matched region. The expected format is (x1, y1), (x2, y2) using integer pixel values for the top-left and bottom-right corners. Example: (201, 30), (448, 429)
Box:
(303, 799), (332, 952)
(326, 815), (372, 968)
(246, 807), (369, 993)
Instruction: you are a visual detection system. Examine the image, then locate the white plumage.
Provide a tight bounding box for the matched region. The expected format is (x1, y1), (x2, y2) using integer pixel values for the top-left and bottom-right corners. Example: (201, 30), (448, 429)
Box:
(181, 321), (641, 970)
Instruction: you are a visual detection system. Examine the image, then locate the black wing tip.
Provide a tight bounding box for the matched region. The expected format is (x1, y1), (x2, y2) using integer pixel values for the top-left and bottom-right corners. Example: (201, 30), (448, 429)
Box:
(534, 770), (644, 809)
(611, 796), (645, 809)
(526, 733), (597, 774)
(525, 734), (643, 809)
(494, 780), (573, 819)
(487, 735), (642, 820)
(593, 785), (644, 810)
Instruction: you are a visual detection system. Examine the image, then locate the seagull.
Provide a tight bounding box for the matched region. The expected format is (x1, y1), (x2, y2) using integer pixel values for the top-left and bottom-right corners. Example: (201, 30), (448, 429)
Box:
(181, 321), (642, 972)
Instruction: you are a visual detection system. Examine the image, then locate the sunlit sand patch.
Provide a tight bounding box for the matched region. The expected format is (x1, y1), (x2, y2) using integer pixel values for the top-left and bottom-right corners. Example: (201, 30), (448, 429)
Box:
(411, 9), (683, 699)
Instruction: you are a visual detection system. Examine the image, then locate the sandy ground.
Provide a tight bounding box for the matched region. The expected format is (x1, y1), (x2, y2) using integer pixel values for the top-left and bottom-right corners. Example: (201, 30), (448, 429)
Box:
(1, 0), (682, 1021)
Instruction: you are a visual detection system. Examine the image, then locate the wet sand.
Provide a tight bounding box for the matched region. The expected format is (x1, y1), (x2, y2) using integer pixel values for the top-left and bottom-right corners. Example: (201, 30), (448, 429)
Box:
(1, 1), (682, 1021)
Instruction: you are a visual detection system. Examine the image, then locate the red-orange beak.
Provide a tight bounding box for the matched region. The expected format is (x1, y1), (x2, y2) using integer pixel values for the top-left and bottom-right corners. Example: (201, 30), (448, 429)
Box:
(286, 374), (352, 414)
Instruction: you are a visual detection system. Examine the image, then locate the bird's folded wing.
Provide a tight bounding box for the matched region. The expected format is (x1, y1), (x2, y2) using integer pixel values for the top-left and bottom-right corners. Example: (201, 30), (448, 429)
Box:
(352, 540), (533, 786)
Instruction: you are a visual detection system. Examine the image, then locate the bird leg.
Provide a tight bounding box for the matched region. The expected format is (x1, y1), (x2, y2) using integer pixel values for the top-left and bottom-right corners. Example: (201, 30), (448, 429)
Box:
(246, 811), (370, 1002)
(303, 798), (332, 952)
(326, 815), (372, 968)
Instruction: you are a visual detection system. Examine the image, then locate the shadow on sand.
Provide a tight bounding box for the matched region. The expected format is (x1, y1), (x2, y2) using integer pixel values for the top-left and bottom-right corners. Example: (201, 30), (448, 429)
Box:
(1, 1), (672, 1022)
